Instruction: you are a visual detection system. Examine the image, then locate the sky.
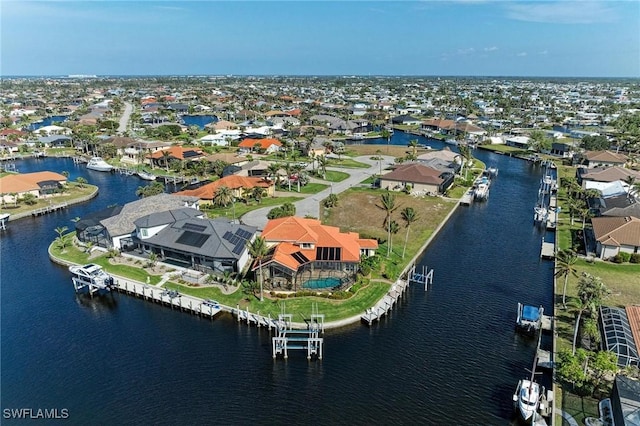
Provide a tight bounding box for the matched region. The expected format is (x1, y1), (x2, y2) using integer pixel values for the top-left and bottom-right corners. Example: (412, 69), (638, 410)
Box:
(1, 1), (639, 78)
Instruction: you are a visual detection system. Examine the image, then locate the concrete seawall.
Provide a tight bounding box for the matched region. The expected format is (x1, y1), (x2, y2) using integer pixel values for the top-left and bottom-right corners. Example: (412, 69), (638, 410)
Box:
(6, 186), (99, 222)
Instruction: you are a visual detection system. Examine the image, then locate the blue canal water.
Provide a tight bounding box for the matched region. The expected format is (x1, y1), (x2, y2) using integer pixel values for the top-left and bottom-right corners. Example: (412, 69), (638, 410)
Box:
(0, 139), (553, 424)
(27, 115), (69, 131)
(181, 115), (217, 129)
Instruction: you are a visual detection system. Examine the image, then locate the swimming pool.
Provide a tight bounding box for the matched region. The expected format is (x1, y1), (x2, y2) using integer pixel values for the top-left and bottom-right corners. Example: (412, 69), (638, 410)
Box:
(303, 277), (341, 289)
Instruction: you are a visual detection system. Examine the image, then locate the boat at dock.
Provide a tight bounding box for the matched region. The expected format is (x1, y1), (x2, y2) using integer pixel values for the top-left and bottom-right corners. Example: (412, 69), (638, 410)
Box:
(474, 182), (489, 201)
(86, 157), (113, 172)
(69, 263), (114, 294)
(513, 378), (544, 424)
(137, 170), (157, 181)
(534, 205), (547, 223)
(487, 166), (498, 177)
(444, 138), (458, 146)
(0, 213), (10, 231)
(516, 303), (544, 335)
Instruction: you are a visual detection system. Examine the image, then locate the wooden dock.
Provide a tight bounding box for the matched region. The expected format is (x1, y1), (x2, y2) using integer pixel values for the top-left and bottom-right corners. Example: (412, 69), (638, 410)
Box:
(113, 279), (223, 319)
(540, 240), (555, 259)
(361, 279), (409, 325)
(32, 202), (68, 216)
(460, 189), (474, 206)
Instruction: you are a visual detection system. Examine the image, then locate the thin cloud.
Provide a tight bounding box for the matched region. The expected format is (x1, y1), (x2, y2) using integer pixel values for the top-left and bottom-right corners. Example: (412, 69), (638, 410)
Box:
(484, 46), (498, 52)
(517, 52), (528, 57)
(538, 50), (549, 55)
(505, 1), (618, 24)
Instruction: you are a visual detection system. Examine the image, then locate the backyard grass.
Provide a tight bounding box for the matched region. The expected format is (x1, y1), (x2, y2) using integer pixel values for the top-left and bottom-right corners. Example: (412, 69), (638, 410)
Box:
(322, 170), (350, 182)
(326, 157), (370, 168)
(202, 195), (303, 219)
(321, 187), (457, 279)
(164, 280), (391, 322)
(278, 183), (329, 194)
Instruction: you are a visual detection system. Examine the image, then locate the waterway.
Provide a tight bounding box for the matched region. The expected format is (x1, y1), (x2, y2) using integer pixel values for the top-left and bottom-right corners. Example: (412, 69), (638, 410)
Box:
(27, 115), (69, 131)
(181, 115), (217, 129)
(0, 140), (553, 424)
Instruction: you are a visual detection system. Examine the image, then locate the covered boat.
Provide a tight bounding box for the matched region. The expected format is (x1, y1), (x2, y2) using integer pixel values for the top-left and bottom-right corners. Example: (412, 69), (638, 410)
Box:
(516, 303), (543, 335)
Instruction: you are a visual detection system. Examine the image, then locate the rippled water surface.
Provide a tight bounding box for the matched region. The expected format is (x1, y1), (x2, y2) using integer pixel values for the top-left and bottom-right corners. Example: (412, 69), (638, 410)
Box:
(1, 145), (553, 424)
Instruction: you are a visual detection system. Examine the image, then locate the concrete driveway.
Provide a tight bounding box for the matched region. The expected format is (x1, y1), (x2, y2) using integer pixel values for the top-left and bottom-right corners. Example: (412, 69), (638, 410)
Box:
(241, 155), (395, 230)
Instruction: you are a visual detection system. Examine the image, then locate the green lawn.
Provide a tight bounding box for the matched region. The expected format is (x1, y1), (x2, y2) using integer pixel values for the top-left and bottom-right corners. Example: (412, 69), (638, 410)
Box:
(278, 183), (329, 194)
(323, 170), (350, 182)
(326, 158), (370, 168)
(203, 196), (303, 219)
(164, 280), (391, 322)
(477, 144), (529, 155)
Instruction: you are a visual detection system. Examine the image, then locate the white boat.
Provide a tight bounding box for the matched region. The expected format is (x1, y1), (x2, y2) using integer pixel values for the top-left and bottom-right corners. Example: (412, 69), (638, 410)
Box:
(444, 138), (458, 146)
(516, 303), (543, 335)
(137, 170), (156, 181)
(513, 379), (543, 423)
(86, 157), (113, 172)
(487, 166), (498, 177)
(0, 213), (10, 231)
(534, 205), (547, 222)
(474, 183), (489, 201)
(69, 263), (114, 291)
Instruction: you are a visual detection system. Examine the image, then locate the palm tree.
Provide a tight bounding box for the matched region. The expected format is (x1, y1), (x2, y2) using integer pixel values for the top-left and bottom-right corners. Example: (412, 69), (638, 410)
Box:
(400, 207), (418, 259)
(55, 226), (68, 239)
(389, 220), (400, 255)
(267, 163), (281, 186)
(160, 150), (172, 172)
(212, 186), (234, 208)
(408, 139), (419, 159)
(555, 250), (579, 308)
(376, 191), (399, 257)
(381, 128), (391, 154)
(250, 186), (266, 204)
(457, 144), (473, 179)
(572, 273), (610, 355)
(246, 236), (269, 302)
(317, 155), (327, 179)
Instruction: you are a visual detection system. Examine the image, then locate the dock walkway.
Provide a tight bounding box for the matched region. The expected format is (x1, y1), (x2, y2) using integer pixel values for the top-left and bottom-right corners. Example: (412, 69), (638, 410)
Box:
(361, 279), (409, 325)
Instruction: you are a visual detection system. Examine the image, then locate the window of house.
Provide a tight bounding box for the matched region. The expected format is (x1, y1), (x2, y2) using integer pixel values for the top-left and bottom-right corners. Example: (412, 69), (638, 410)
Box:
(141, 229), (148, 237)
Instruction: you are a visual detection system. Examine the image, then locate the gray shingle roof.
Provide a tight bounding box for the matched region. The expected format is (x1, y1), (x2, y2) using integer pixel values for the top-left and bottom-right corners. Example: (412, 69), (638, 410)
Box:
(101, 194), (199, 237)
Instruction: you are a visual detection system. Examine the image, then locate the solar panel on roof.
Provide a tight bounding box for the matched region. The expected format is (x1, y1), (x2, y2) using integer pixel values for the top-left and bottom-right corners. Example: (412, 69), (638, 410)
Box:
(232, 241), (245, 255)
(291, 251), (309, 264)
(182, 222), (207, 233)
(176, 231), (210, 248)
(236, 228), (253, 239)
(222, 231), (234, 242)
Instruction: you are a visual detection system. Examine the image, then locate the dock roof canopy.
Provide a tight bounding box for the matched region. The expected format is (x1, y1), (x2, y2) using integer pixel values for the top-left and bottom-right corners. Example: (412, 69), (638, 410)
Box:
(600, 306), (640, 368)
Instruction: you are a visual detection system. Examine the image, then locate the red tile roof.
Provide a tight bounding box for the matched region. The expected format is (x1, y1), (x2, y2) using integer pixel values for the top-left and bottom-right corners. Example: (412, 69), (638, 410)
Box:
(148, 146), (203, 160)
(175, 175), (272, 200)
(238, 138), (282, 149)
(0, 171), (67, 193)
(259, 216), (378, 271)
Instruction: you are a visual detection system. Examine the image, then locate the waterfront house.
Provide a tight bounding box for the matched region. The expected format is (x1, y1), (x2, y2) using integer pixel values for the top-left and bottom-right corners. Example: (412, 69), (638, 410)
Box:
(238, 138), (282, 154)
(391, 115), (422, 126)
(591, 216), (640, 259)
(379, 163), (454, 195)
(175, 175), (275, 206)
(581, 150), (628, 168)
(256, 216), (378, 291)
(550, 142), (574, 158)
(505, 135), (531, 149)
(148, 146), (205, 168)
(133, 212), (257, 275)
(577, 167), (640, 188)
(0, 171), (67, 204)
(77, 193), (200, 250)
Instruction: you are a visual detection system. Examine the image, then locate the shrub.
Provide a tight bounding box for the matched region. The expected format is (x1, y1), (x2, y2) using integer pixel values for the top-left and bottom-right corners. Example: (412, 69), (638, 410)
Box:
(612, 252), (631, 263)
(630, 253), (640, 264)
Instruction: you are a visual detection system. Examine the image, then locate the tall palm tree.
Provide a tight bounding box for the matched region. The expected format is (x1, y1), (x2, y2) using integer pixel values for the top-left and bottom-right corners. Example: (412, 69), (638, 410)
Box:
(267, 163), (281, 186)
(376, 191), (399, 257)
(317, 155), (327, 179)
(555, 249), (579, 308)
(572, 273), (609, 354)
(458, 144), (473, 179)
(389, 220), (400, 255)
(400, 207), (418, 259)
(381, 127), (392, 154)
(246, 236), (269, 302)
(160, 150), (172, 172)
(251, 186), (266, 204)
(408, 139), (419, 159)
(212, 186), (234, 208)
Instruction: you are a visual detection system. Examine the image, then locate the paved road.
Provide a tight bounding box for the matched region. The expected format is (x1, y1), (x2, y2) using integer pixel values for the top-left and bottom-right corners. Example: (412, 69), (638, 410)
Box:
(117, 101), (133, 134)
(241, 155), (395, 230)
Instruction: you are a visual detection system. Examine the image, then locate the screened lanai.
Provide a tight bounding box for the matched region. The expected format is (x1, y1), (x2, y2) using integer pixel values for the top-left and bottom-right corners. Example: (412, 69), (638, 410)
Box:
(599, 306), (640, 368)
